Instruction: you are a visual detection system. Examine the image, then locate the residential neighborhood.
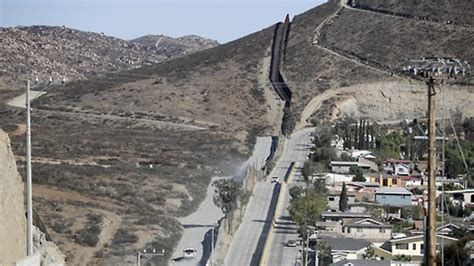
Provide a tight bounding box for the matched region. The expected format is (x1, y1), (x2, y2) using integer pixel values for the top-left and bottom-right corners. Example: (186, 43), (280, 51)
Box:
(289, 118), (474, 266)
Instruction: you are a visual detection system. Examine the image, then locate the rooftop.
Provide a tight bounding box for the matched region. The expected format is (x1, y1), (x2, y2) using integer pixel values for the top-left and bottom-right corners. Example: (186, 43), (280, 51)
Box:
(375, 187), (412, 195)
(322, 212), (372, 218)
(330, 259), (390, 266)
(321, 237), (371, 251)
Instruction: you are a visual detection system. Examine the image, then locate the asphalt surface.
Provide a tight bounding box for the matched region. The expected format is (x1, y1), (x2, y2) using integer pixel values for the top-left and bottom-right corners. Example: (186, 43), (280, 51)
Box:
(265, 128), (314, 266)
(171, 176), (225, 266)
(225, 128), (314, 266)
(171, 137), (273, 266)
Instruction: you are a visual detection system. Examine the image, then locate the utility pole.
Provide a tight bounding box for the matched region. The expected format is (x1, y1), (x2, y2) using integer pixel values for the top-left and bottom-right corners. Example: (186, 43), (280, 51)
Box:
(426, 77), (437, 266)
(26, 80), (33, 256)
(402, 57), (470, 266)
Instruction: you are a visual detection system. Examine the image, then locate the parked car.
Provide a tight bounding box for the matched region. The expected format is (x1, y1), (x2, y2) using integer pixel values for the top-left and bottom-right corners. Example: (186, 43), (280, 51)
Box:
(183, 248), (197, 258)
(286, 240), (297, 247)
(271, 176), (279, 183)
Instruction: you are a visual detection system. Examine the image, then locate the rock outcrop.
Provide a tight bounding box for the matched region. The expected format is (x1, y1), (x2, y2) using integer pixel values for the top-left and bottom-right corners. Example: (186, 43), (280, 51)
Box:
(0, 129), (27, 264)
(0, 26), (218, 89)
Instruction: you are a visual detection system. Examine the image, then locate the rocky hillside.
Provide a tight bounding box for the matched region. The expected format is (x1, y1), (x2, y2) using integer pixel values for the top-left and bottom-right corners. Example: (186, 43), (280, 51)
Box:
(0, 0), (472, 264)
(130, 34), (218, 54)
(0, 130), (26, 264)
(0, 26), (218, 89)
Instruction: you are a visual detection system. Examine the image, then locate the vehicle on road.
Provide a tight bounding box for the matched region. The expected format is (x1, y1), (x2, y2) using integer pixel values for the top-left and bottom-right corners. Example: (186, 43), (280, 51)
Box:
(182, 248), (197, 258)
(285, 240), (297, 247)
(271, 176), (279, 183)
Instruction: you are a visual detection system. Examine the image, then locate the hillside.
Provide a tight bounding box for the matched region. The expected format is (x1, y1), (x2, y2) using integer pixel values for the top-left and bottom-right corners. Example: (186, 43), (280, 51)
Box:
(0, 0), (473, 264)
(0, 26), (218, 90)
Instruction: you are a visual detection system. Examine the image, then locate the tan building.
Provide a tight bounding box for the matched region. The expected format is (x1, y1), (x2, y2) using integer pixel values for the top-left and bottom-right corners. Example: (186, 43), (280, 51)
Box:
(342, 218), (392, 243)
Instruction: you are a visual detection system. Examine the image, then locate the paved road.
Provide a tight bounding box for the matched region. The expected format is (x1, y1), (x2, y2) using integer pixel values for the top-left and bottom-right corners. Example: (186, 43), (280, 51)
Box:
(171, 137), (273, 266)
(225, 128), (314, 266)
(171, 176), (226, 266)
(265, 128), (314, 266)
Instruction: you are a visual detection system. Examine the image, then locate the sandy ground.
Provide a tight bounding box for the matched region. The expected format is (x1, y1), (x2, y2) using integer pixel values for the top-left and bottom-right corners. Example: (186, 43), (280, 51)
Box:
(171, 176), (226, 266)
(7, 91), (47, 108)
(297, 80), (474, 129)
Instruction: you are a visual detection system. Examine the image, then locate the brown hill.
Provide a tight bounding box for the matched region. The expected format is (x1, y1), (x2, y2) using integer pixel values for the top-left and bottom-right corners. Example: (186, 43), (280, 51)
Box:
(1, 0), (473, 264)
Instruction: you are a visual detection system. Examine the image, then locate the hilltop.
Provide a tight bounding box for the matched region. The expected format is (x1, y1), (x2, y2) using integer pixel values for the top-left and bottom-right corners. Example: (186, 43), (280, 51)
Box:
(0, 25), (218, 90)
(0, 0), (473, 264)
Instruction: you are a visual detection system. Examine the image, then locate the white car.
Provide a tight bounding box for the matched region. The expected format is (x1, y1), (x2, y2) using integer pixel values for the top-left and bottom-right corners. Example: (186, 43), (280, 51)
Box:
(183, 248), (197, 258)
(271, 176), (279, 183)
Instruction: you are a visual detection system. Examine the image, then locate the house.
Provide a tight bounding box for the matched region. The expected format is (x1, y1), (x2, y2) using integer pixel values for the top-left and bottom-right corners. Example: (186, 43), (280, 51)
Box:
(321, 237), (372, 262)
(315, 221), (342, 233)
(355, 187), (377, 203)
(350, 149), (377, 160)
(371, 175), (402, 187)
(330, 259), (390, 266)
(320, 173), (354, 186)
(330, 161), (372, 174)
(373, 235), (458, 261)
(321, 212), (371, 222)
(443, 189), (474, 208)
(436, 223), (460, 235)
(342, 218), (392, 243)
(384, 160), (412, 176)
(375, 187), (412, 207)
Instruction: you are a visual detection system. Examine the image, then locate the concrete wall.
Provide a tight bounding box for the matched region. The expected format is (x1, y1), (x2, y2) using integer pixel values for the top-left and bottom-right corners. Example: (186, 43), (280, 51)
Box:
(0, 130), (27, 265)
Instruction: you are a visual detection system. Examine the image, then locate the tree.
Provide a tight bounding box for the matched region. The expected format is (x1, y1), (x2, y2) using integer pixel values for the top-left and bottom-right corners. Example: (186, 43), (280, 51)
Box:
(363, 246), (377, 260)
(213, 179), (242, 233)
(289, 187), (328, 266)
(289, 186), (303, 200)
(282, 106), (296, 136)
(317, 241), (333, 265)
(339, 182), (348, 212)
(302, 161), (314, 182)
(437, 234), (474, 266)
(288, 188), (328, 226)
(350, 166), (365, 182)
(313, 179), (327, 194)
(393, 254), (412, 261)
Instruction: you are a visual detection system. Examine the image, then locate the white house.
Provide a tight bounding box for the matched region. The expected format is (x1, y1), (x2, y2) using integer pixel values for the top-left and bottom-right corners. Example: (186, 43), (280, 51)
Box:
(374, 235), (458, 261)
(322, 237), (372, 262)
(443, 189), (474, 208)
(341, 218), (392, 243)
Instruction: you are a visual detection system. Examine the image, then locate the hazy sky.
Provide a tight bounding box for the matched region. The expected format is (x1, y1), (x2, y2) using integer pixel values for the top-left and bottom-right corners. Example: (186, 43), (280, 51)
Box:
(0, 0), (326, 43)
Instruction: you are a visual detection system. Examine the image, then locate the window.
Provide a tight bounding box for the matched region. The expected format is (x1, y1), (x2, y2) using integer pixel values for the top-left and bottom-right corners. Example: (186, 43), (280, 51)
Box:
(421, 244), (424, 254)
(412, 243), (416, 250)
(392, 178), (398, 185)
(347, 228), (351, 233)
(383, 179), (388, 186)
(329, 197), (335, 202)
(357, 228), (363, 233)
(471, 194), (474, 203)
(395, 243), (408, 250)
(379, 228), (385, 233)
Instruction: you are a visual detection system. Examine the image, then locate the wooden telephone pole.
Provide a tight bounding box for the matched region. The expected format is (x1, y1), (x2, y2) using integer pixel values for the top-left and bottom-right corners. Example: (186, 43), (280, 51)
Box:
(403, 58), (470, 265)
(426, 77), (437, 266)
